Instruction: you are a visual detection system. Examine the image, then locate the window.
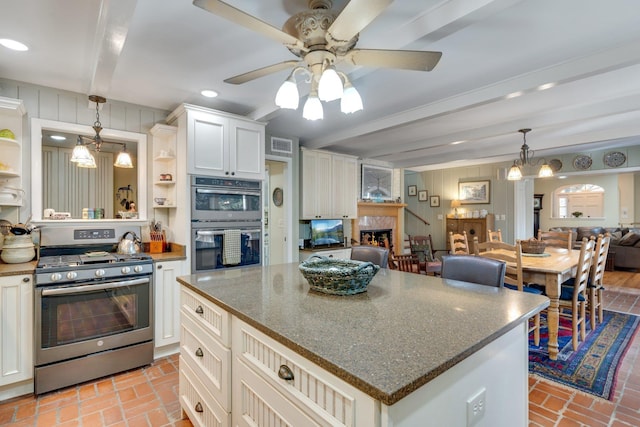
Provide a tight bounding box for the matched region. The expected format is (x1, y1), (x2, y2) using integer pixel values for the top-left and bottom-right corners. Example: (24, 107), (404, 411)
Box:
(552, 184), (604, 218)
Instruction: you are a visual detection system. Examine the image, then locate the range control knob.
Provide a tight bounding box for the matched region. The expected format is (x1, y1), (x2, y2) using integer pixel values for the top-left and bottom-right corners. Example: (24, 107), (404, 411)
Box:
(95, 269), (106, 277)
(121, 266), (131, 274)
(66, 271), (78, 280)
(134, 265), (144, 273)
(50, 273), (63, 281)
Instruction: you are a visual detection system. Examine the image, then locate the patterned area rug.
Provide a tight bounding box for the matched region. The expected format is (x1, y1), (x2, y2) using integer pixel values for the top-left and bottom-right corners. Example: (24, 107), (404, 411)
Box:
(529, 310), (640, 400)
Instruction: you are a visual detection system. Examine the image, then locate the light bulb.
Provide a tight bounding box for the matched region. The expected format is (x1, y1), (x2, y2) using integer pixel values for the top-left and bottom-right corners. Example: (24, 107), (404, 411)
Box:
(538, 163), (553, 178)
(302, 94), (323, 120)
(318, 67), (343, 102)
(507, 163), (522, 180)
(114, 146), (134, 168)
(275, 77), (299, 109)
(341, 84), (363, 114)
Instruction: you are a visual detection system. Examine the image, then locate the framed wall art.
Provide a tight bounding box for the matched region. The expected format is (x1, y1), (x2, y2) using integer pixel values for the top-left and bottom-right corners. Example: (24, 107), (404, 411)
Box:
(418, 190), (428, 202)
(458, 180), (490, 204)
(361, 164), (394, 201)
(430, 195), (440, 207)
(408, 185), (417, 196)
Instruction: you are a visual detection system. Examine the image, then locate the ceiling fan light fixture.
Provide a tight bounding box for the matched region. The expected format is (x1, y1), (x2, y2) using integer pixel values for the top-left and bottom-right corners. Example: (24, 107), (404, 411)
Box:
(114, 145), (134, 168)
(318, 66), (343, 102)
(341, 81), (363, 114)
(275, 77), (299, 109)
(302, 88), (323, 121)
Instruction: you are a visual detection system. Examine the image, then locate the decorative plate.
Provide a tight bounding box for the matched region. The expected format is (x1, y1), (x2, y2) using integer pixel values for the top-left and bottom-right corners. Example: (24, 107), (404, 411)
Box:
(272, 187), (283, 207)
(603, 151), (626, 168)
(572, 155), (592, 170)
(548, 158), (563, 172)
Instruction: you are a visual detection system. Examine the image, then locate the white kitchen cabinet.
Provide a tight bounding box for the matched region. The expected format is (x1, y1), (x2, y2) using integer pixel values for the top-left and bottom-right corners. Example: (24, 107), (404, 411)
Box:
(300, 148), (358, 219)
(0, 274), (33, 387)
(150, 124), (177, 209)
(167, 104), (265, 180)
(153, 260), (185, 354)
(0, 97), (26, 207)
(299, 248), (351, 261)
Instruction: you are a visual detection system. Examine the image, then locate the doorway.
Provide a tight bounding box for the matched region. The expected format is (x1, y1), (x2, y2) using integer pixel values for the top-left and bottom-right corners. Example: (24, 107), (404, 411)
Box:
(265, 158), (291, 265)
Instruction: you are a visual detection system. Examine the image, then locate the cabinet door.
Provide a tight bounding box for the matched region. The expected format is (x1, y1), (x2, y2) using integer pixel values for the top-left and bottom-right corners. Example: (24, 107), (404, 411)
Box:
(300, 150), (332, 219)
(332, 155), (358, 219)
(0, 275), (33, 386)
(154, 260), (185, 348)
(460, 219), (485, 254)
(188, 110), (228, 176)
(229, 119), (264, 179)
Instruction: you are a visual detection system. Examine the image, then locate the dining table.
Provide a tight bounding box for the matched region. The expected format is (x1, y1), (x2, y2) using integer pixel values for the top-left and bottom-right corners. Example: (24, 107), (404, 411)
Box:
(479, 246), (580, 360)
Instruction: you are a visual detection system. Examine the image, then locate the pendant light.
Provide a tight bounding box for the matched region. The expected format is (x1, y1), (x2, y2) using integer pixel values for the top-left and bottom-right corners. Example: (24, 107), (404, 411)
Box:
(507, 129), (553, 180)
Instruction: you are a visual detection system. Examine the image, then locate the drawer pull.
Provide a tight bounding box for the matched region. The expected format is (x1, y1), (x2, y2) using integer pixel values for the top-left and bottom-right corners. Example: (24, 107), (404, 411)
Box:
(195, 402), (203, 413)
(195, 305), (204, 314)
(195, 347), (204, 357)
(278, 364), (294, 381)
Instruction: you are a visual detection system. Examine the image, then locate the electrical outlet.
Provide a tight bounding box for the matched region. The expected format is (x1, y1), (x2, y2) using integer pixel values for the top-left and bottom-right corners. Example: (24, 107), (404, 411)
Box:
(466, 388), (486, 426)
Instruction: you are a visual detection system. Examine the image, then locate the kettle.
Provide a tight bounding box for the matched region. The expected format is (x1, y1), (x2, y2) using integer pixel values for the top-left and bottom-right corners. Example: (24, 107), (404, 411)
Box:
(117, 231), (141, 255)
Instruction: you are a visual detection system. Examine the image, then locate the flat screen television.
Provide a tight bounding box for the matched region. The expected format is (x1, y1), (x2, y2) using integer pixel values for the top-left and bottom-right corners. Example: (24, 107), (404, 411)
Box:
(310, 219), (344, 248)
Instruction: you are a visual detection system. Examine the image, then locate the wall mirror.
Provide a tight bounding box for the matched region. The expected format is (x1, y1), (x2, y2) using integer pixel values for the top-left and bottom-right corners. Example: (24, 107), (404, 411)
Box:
(31, 118), (147, 222)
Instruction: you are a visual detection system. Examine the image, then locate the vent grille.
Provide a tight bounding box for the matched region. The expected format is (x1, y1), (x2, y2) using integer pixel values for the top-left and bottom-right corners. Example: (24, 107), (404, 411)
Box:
(271, 137), (293, 154)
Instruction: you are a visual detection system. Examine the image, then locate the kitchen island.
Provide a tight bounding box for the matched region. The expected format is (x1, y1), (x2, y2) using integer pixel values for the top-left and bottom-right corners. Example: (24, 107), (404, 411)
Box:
(177, 263), (548, 427)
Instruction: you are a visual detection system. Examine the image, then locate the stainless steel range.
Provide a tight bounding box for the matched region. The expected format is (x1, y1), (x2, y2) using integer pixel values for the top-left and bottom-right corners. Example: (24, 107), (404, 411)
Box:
(34, 225), (154, 395)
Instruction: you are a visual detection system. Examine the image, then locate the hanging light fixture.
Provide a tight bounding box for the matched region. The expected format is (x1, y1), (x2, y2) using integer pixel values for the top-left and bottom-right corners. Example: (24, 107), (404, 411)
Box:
(302, 79), (323, 121)
(71, 95), (134, 169)
(507, 129), (553, 181)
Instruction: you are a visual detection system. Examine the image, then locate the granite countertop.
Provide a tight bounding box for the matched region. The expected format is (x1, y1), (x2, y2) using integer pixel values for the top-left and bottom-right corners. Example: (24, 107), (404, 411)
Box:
(178, 263), (549, 406)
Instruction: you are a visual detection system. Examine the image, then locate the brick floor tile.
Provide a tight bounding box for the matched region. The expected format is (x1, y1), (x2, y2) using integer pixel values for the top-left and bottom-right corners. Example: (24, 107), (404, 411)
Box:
(34, 409), (57, 427)
(146, 408), (170, 426)
(102, 406), (124, 426)
(14, 402), (36, 420)
(80, 411), (103, 426)
(544, 395), (568, 412)
(58, 404), (79, 423)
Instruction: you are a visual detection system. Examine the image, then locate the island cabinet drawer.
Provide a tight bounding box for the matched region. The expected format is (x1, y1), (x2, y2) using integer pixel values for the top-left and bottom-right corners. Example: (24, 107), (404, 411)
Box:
(180, 355), (230, 427)
(181, 309), (231, 410)
(181, 287), (231, 347)
(232, 318), (377, 427)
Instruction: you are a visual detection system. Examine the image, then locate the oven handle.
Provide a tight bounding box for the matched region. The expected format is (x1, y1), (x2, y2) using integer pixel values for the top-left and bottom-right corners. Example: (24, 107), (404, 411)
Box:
(41, 277), (150, 296)
(196, 229), (261, 236)
(195, 188), (261, 196)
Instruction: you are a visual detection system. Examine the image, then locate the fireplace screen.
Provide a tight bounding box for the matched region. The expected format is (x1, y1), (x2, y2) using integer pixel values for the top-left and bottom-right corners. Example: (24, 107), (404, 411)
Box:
(360, 229), (392, 247)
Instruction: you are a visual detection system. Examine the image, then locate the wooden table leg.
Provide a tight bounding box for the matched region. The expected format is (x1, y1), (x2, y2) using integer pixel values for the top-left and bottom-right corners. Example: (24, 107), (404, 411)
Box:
(545, 274), (561, 360)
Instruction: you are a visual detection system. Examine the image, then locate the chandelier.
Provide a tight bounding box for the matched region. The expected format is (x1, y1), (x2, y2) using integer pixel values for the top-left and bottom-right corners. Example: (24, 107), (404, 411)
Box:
(70, 95), (134, 169)
(274, 58), (363, 121)
(507, 129), (553, 180)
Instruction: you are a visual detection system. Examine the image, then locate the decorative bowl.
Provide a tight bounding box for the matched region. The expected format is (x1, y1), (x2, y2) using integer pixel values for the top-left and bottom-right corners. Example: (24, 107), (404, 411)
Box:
(299, 255), (380, 295)
(521, 239), (546, 254)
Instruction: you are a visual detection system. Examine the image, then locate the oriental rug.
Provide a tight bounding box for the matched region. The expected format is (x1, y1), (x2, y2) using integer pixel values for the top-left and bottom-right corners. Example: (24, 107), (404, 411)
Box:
(528, 310), (640, 400)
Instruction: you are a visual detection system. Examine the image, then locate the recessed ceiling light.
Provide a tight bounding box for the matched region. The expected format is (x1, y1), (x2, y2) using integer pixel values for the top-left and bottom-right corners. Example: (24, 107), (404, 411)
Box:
(0, 38), (29, 51)
(557, 175), (567, 179)
(50, 135), (66, 141)
(505, 91), (523, 99)
(537, 82), (556, 91)
(450, 140), (466, 145)
(201, 89), (218, 98)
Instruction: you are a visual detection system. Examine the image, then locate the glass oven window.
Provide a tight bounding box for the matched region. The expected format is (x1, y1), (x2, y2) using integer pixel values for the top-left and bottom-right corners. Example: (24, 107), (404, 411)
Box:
(194, 229), (261, 271)
(195, 192), (260, 213)
(39, 281), (150, 348)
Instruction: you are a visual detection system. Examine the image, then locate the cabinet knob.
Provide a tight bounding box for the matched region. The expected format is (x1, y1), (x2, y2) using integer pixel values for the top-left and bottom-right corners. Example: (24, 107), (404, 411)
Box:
(157, 265), (163, 269)
(469, 229), (476, 235)
(278, 365), (294, 381)
(230, 172), (235, 176)
(195, 402), (203, 413)
(23, 277), (30, 283)
(195, 305), (204, 314)
(225, 171), (229, 175)
(195, 347), (204, 357)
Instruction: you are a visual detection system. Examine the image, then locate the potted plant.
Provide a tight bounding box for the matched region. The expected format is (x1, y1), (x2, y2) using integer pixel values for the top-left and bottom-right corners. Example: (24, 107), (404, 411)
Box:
(571, 211), (583, 218)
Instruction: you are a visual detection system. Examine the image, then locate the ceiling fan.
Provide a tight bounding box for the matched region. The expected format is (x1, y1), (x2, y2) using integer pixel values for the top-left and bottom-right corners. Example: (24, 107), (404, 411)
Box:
(193, 0), (442, 117)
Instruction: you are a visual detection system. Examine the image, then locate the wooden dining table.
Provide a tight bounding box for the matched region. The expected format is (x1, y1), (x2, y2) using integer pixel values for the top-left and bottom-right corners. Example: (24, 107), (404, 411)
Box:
(479, 247), (580, 360)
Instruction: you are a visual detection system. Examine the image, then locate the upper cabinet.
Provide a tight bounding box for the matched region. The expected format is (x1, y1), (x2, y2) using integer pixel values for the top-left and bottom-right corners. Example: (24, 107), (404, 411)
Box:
(0, 97), (26, 207)
(300, 148), (358, 219)
(167, 104), (265, 180)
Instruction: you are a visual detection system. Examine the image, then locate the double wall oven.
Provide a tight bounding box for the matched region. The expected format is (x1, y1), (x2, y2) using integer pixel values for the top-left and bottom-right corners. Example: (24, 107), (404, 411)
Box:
(191, 176), (262, 272)
(34, 225), (153, 394)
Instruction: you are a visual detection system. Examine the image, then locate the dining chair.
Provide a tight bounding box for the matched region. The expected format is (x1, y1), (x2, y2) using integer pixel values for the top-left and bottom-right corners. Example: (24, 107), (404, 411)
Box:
(474, 239), (542, 345)
(390, 253), (420, 273)
(448, 231), (470, 255)
(537, 230), (573, 250)
(440, 255), (505, 287)
(587, 234), (610, 329)
(487, 229), (503, 242)
(409, 234), (444, 276)
(350, 245), (389, 268)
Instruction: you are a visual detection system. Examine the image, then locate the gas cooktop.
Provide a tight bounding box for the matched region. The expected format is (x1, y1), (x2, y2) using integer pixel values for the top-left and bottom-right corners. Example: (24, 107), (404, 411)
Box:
(37, 252), (152, 269)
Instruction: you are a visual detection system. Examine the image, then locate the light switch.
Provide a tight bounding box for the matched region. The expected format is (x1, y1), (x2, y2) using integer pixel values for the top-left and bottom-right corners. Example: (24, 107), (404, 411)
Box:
(437, 214), (443, 220)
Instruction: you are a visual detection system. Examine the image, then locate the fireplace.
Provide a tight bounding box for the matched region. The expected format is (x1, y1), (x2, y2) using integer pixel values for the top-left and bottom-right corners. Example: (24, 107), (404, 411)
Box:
(352, 202), (406, 254)
(360, 229), (392, 248)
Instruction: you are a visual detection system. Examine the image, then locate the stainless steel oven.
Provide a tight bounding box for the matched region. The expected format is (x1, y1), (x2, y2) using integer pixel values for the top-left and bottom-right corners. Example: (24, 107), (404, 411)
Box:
(34, 225), (154, 394)
(191, 222), (262, 272)
(191, 176), (262, 222)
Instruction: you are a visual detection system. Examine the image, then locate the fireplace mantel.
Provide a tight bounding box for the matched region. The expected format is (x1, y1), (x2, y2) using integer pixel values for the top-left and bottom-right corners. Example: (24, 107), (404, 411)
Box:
(353, 202), (407, 253)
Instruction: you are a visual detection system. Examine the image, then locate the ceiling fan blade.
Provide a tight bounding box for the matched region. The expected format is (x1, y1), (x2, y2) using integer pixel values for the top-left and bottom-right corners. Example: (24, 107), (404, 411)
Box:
(343, 49), (443, 71)
(326, 0), (393, 47)
(224, 61), (300, 84)
(193, 0), (305, 50)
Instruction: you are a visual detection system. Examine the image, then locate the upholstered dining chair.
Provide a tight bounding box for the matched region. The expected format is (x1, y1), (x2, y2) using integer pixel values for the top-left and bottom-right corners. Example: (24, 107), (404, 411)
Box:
(440, 255), (505, 287)
(350, 245), (389, 268)
(390, 253), (420, 273)
(474, 238), (542, 345)
(537, 230), (573, 250)
(487, 229), (503, 242)
(448, 231), (470, 255)
(409, 234), (444, 276)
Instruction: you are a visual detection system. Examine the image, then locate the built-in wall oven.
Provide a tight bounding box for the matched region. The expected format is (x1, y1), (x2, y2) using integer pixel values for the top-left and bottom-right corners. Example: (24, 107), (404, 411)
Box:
(191, 176), (262, 273)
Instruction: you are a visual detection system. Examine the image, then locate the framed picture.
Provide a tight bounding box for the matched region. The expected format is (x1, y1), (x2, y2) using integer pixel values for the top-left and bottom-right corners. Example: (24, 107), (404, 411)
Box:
(418, 190), (428, 201)
(534, 193), (543, 210)
(408, 185), (417, 196)
(361, 164), (394, 200)
(459, 180), (490, 204)
(430, 195), (440, 207)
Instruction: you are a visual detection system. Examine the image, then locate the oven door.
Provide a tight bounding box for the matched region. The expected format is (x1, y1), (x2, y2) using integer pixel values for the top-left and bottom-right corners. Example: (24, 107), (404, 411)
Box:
(35, 276), (152, 365)
(192, 225), (261, 273)
(191, 186), (262, 222)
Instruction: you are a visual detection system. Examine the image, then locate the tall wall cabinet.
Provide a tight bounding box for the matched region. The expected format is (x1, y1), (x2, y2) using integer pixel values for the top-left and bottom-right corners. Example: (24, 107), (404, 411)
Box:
(446, 214), (495, 254)
(300, 148), (358, 219)
(0, 97), (26, 208)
